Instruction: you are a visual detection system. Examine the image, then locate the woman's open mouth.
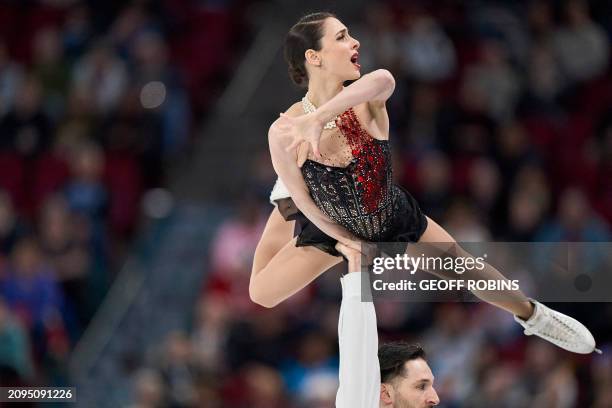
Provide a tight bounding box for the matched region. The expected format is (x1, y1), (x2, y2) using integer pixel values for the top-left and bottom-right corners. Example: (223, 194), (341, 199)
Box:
(351, 52), (360, 70)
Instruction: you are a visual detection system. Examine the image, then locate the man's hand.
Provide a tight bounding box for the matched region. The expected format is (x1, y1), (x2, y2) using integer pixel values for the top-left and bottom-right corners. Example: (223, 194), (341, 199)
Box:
(335, 241), (379, 273)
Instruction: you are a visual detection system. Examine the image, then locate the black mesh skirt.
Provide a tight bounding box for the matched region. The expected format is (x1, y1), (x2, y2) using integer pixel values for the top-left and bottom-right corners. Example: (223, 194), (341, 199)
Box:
(273, 185), (428, 257)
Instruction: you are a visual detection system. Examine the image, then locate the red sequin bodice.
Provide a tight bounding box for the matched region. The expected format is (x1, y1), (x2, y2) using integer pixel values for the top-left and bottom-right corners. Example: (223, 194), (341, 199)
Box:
(301, 108), (397, 241)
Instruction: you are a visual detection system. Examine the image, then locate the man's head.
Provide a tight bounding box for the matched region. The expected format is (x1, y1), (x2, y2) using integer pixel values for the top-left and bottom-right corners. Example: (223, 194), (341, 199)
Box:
(378, 343), (439, 408)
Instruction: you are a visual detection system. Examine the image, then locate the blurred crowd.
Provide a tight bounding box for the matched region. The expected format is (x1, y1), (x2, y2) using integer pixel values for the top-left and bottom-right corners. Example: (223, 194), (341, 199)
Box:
(1, 0), (611, 407)
(0, 0), (249, 390)
(126, 1), (611, 407)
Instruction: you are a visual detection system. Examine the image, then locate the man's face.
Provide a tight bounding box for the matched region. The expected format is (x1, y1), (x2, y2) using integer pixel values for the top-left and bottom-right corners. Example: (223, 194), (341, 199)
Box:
(381, 358), (439, 408)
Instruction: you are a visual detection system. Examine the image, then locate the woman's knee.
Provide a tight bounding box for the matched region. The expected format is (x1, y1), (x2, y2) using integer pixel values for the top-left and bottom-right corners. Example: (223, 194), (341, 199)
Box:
(249, 277), (278, 308)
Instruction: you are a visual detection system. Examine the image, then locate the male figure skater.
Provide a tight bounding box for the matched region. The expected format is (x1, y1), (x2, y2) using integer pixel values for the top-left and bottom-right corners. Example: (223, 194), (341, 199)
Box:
(336, 270), (440, 407)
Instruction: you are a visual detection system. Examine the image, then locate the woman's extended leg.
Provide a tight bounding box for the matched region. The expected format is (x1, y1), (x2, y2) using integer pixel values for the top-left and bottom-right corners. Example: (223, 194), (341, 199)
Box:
(417, 216), (534, 319)
(416, 216), (599, 354)
(250, 208), (342, 308)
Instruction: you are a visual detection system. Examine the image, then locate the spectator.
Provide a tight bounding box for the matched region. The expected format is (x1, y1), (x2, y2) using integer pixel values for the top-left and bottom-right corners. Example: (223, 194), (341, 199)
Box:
(527, 0), (555, 40)
(38, 195), (91, 327)
(520, 341), (578, 407)
(494, 121), (538, 186)
(443, 199), (491, 242)
(207, 197), (265, 313)
(225, 308), (290, 370)
(0, 296), (34, 382)
(109, 4), (156, 59)
(191, 294), (230, 373)
(128, 368), (166, 408)
(353, 4), (398, 73)
(526, 42), (564, 104)
(0, 236), (65, 332)
(32, 27), (70, 119)
(553, 0), (609, 84)
(129, 30), (191, 156)
(0, 75), (52, 157)
(72, 41), (128, 115)
(422, 304), (483, 404)
(506, 188), (548, 241)
(462, 40), (521, 121)
(0, 190), (26, 256)
(155, 331), (199, 408)
(591, 353), (612, 408)
(243, 363), (289, 408)
(193, 371), (223, 408)
(536, 187), (611, 241)
(401, 83), (441, 153)
(0, 41), (24, 117)
(398, 14), (456, 82)
(463, 363), (524, 407)
(62, 5), (93, 61)
(64, 141), (108, 223)
(413, 150), (452, 221)
(281, 331), (338, 400)
(0, 235), (69, 368)
(467, 158), (502, 224)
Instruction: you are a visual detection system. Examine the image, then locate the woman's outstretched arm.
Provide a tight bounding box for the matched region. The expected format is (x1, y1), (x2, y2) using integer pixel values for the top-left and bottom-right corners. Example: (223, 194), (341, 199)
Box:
(281, 69), (395, 155)
(314, 69), (394, 124)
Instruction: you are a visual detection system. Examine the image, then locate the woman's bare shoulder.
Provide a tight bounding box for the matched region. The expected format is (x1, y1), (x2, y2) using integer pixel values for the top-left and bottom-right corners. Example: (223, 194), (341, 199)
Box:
(269, 101), (303, 133)
(283, 101), (304, 117)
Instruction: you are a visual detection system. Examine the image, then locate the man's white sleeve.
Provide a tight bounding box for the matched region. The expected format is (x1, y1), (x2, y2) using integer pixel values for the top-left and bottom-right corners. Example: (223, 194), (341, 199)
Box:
(336, 272), (380, 408)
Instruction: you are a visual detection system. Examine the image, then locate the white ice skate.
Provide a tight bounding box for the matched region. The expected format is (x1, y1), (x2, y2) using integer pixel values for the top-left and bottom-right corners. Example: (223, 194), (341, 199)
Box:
(514, 299), (602, 354)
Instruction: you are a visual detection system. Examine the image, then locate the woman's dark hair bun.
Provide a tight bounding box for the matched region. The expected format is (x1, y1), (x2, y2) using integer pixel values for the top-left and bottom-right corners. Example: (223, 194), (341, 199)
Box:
(288, 65), (307, 86)
(284, 12), (335, 87)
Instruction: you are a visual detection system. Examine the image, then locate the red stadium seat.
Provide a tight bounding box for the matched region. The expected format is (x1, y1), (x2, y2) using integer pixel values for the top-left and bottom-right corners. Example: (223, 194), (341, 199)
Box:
(578, 76), (612, 117)
(7, 4), (64, 64)
(30, 152), (70, 214)
(104, 153), (143, 236)
(451, 156), (476, 193)
(521, 117), (557, 155)
(0, 152), (26, 211)
(0, 5), (17, 40)
(170, 8), (234, 107)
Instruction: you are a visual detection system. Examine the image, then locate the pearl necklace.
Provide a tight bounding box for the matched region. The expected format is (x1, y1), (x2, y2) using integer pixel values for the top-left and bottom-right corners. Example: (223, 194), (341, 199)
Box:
(301, 94), (339, 130)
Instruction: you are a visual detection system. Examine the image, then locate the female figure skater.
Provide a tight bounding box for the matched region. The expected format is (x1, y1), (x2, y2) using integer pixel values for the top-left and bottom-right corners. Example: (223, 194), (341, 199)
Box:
(250, 12), (598, 354)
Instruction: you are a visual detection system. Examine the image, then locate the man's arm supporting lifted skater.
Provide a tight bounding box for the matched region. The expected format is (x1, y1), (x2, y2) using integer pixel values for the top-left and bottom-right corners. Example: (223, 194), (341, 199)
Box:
(336, 271), (380, 408)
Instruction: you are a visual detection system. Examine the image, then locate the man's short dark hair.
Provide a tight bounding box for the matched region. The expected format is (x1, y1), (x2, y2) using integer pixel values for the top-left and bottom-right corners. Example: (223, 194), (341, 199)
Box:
(378, 342), (426, 383)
